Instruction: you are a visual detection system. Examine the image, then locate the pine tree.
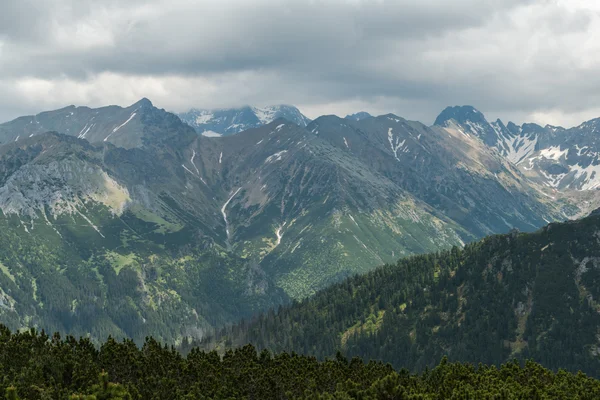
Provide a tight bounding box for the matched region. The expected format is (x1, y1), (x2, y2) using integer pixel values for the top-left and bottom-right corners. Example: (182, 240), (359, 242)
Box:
(70, 371), (132, 400)
(5, 387), (18, 400)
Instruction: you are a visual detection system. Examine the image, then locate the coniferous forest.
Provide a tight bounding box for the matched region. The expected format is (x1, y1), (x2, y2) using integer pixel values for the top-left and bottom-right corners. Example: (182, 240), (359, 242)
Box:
(1, 325), (600, 399)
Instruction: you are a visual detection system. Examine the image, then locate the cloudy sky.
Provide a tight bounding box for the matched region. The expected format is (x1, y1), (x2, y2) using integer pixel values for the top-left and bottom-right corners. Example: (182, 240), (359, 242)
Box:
(1, 0), (600, 127)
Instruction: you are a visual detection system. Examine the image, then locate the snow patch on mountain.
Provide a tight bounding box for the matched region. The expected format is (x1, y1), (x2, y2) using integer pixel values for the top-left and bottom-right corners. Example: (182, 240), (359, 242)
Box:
(502, 134), (538, 165)
(221, 187), (242, 247)
(77, 123), (94, 139)
(265, 150), (288, 163)
(201, 130), (222, 138)
(190, 150), (199, 174)
(572, 163), (600, 190)
(252, 107), (278, 125)
(195, 111), (214, 124)
(388, 128), (406, 162)
(104, 111), (137, 142)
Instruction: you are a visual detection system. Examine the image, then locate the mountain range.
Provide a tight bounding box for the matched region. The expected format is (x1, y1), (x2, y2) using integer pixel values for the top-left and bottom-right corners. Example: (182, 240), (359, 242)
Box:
(0, 99), (597, 344)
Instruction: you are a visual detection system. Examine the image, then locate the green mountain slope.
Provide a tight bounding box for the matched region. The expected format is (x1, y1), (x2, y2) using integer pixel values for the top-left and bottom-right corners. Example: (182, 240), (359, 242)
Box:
(0, 132), (287, 344)
(206, 211), (600, 377)
(213, 120), (470, 298)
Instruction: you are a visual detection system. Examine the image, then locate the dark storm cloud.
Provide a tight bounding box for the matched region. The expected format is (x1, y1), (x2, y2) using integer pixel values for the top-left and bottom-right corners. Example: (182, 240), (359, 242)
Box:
(0, 0), (599, 127)
(1, 0), (528, 78)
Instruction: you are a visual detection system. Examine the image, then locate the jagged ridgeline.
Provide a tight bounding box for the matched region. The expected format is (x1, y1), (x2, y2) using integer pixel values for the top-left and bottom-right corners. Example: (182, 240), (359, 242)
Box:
(0, 326), (599, 398)
(205, 211), (600, 378)
(434, 105), (600, 205)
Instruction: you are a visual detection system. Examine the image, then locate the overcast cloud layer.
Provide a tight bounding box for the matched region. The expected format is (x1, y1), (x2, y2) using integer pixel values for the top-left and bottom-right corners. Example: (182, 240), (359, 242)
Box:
(1, 0), (600, 127)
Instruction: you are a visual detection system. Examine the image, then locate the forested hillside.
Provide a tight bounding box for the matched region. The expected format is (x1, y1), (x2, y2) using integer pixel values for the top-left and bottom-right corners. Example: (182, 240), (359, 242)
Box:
(204, 211), (600, 377)
(1, 326), (599, 399)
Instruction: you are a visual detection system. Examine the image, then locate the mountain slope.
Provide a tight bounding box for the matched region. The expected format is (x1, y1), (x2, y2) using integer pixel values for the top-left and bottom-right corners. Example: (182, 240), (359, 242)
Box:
(207, 210), (600, 377)
(203, 113), (570, 298)
(308, 114), (565, 237)
(178, 105), (311, 136)
(194, 119), (469, 298)
(0, 104), (469, 340)
(0, 129), (287, 344)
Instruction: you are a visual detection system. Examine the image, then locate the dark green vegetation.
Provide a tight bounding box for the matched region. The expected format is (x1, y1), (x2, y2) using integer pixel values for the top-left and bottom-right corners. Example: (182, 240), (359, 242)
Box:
(1, 326), (599, 399)
(206, 211), (600, 378)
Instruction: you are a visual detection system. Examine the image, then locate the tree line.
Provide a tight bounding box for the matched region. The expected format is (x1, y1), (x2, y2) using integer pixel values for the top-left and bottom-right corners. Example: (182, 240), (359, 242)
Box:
(1, 325), (600, 399)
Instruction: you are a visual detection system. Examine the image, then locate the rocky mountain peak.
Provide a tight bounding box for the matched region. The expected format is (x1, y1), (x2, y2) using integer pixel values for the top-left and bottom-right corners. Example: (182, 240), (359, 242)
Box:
(345, 112), (372, 121)
(544, 124), (565, 132)
(433, 105), (500, 146)
(433, 105), (486, 127)
(576, 117), (600, 132)
(506, 121), (521, 135)
(133, 97), (153, 108)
